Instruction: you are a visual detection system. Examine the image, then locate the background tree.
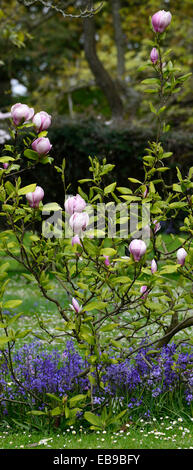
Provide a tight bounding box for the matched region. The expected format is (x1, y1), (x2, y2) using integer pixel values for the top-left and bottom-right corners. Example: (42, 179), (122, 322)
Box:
(0, 0), (193, 196)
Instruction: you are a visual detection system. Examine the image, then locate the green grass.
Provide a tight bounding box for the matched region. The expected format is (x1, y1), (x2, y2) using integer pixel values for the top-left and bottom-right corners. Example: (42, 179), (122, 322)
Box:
(1, 273), (68, 349)
(1, 418), (193, 449)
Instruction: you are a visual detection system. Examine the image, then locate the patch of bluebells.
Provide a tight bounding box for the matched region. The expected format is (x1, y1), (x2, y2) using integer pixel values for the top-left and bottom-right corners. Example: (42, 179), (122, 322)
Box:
(1, 340), (193, 416)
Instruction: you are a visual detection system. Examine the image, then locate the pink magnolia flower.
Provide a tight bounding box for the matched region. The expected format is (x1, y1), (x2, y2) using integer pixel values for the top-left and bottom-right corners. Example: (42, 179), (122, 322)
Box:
(69, 297), (82, 314)
(140, 285), (148, 299)
(11, 103), (34, 126)
(32, 111), (52, 133)
(103, 255), (110, 267)
(64, 194), (86, 216)
(32, 137), (52, 155)
(129, 239), (147, 262)
(151, 258), (157, 274)
(150, 47), (159, 64)
(3, 163), (9, 169)
(71, 235), (82, 247)
(69, 212), (89, 234)
(26, 186), (44, 208)
(177, 247), (187, 266)
(151, 10), (172, 33)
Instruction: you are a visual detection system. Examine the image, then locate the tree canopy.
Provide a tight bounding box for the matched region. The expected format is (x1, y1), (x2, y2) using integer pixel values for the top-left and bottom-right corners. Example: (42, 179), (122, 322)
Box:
(0, 1), (191, 126)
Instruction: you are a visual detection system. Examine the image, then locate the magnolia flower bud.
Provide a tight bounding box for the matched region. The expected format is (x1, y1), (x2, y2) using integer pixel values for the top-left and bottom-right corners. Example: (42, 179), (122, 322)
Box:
(69, 212), (89, 234)
(150, 47), (159, 64)
(153, 219), (161, 234)
(151, 10), (172, 33)
(64, 194), (86, 216)
(32, 111), (52, 133)
(151, 258), (157, 274)
(129, 239), (147, 262)
(26, 186), (44, 208)
(143, 186), (149, 198)
(3, 163), (9, 169)
(177, 247), (187, 266)
(140, 285), (148, 299)
(70, 297), (82, 314)
(103, 255), (110, 267)
(71, 235), (82, 247)
(32, 137), (52, 155)
(11, 103), (34, 126)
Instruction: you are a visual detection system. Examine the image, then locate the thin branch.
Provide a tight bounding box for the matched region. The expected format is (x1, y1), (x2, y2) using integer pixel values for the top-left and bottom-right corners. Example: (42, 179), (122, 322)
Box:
(18, 0), (103, 18)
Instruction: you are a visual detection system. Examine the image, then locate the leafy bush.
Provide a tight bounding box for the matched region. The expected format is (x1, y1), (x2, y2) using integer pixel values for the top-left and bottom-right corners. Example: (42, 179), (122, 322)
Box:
(0, 8), (193, 429)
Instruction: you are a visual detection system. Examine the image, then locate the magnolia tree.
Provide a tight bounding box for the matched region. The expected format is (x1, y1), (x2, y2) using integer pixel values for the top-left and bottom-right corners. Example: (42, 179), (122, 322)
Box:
(0, 10), (193, 416)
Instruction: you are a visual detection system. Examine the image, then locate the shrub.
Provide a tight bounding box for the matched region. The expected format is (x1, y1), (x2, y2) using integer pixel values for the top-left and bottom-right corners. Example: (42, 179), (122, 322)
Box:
(0, 9), (193, 427)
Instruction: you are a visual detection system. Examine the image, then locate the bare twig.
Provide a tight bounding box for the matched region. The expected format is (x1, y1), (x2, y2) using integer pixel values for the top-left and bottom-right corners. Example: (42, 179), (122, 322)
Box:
(18, 0), (103, 18)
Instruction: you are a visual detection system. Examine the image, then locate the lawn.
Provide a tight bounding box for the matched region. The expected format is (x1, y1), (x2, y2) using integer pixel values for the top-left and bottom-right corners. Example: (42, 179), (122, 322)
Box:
(1, 417), (193, 449)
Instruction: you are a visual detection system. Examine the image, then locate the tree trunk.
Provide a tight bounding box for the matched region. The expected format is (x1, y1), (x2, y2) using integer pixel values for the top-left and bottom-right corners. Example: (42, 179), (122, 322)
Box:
(111, 0), (125, 78)
(82, 1), (124, 120)
(156, 315), (193, 349)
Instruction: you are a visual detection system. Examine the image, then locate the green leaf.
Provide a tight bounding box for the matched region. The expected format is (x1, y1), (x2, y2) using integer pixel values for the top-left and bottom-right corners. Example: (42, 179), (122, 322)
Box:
(24, 149), (38, 160)
(18, 184), (36, 196)
(100, 164), (115, 175)
(173, 184), (182, 192)
(169, 202), (187, 209)
(156, 167), (169, 172)
(161, 152), (173, 159)
(69, 394), (86, 408)
(117, 187), (132, 195)
(28, 410), (46, 416)
(78, 186), (88, 201)
(15, 329), (32, 339)
(111, 276), (131, 284)
(46, 393), (62, 402)
(7, 312), (23, 325)
(177, 73), (192, 82)
(38, 131), (48, 137)
(104, 182), (117, 195)
(0, 262), (9, 273)
(120, 195), (141, 202)
(144, 89), (159, 94)
(5, 181), (16, 196)
(22, 273), (35, 282)
(100, 247), (116, 256)
(160, 265), (178, 274)
(78, 179), (93, 183)
(42, 202), (62, 212)
(111, 339), (123, 349)
(149, 102), (157, 114)
(128, 177), (142, 184)
(137, 64), (150, 72)
(84, 412), (101, 428)
(141, 78), (160, 85)
(87, 355), (97, 364)
(176, 167), (183, 182)
(80, 331), (95, 345)
(50, 407), (62, 416)
(101, 324), (117, 332)
(82, 300), (106, 312)
(3, 299), (22, 309)
(0, 336), (11, 346)
(158, 106), (166, 115)
(0, 156), (15, 163)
